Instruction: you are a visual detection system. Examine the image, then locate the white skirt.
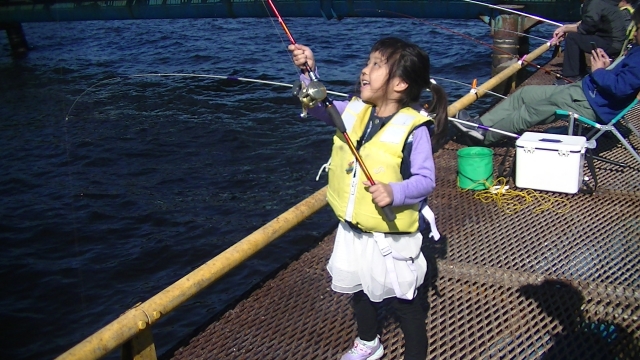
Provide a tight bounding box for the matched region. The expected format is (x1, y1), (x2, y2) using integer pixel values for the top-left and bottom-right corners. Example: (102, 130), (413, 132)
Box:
(327, 221), (427, 302)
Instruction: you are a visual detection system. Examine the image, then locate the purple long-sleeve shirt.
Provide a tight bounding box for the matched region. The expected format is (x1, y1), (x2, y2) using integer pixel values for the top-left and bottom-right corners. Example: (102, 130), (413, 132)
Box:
(301, 74), (436, 207)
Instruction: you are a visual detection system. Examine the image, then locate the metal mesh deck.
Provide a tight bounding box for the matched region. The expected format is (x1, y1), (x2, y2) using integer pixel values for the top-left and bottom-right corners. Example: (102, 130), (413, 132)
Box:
(167, 57), (640, 359)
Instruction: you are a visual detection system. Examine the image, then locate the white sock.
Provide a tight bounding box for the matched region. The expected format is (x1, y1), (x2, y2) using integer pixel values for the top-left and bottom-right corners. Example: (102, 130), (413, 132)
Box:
(359, 337), (378, 346)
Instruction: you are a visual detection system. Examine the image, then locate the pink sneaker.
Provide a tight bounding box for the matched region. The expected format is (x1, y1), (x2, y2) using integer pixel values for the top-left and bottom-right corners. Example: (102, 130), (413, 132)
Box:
(340, 336), (384, 360)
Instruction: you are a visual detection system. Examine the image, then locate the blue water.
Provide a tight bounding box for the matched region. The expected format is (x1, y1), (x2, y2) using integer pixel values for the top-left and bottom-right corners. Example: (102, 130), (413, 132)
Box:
(0, 17), (557, 359)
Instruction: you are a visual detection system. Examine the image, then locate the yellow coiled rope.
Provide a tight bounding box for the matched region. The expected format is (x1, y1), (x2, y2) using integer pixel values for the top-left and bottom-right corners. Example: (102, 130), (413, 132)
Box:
(459, 177), (571, 214)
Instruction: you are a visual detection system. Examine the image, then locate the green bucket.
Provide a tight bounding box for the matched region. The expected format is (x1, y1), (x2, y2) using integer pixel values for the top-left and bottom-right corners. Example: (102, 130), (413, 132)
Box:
(457, 147), (494, 190)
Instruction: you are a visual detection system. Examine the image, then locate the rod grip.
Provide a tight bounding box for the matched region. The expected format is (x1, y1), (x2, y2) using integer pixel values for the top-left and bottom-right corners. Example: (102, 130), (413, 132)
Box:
(324, 100), (347, 133)
(381, 205), (397, 222)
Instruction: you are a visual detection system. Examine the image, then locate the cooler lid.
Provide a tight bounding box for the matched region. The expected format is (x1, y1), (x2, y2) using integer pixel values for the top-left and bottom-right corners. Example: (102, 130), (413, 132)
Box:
(516, 132), (587, 152)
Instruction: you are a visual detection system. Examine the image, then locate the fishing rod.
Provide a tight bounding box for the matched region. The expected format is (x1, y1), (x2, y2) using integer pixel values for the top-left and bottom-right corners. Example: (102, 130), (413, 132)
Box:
(358, 8), (571, 82)
(448, 117), (520, 138)
(448, 116), (611, 155)
(448, 117), (622, 167)
(461, 0), (564, 27)
(65, 73), (349, 121)
(431, 76), (507, 99)
(264, 0), (397, 222)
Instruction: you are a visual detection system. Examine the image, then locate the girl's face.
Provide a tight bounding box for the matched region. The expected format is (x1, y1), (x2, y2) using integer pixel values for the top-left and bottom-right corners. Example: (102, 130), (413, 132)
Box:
(360, 51), (391, 106)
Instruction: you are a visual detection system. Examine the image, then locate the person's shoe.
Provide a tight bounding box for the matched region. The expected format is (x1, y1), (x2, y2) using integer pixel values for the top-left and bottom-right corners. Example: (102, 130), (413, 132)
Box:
(456, 109), (472, 121)
(452, 110), (486, 141)
(340, 336), (384, 360)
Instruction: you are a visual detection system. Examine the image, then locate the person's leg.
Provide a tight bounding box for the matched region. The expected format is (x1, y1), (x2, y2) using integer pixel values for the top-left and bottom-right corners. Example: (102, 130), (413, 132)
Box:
(479, 85), (560, 139)
(352, 290), (378, 341)
(481, 83), (593, 144)
(392, 297), (427, 360)
(563, 32), (590, 78)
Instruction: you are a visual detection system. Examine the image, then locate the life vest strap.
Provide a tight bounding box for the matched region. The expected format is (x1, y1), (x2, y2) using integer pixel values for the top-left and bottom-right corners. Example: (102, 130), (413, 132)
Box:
(373, 232), (418, 300)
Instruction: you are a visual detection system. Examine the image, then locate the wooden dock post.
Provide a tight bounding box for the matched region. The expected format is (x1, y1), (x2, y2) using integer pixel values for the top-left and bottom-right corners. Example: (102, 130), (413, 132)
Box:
(481, 5), (543, 95)
(2, 22), (29, 56)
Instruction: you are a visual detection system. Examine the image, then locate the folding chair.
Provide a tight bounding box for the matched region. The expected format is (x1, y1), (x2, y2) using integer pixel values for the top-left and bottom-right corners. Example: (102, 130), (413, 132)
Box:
(554, 92), (640, 165)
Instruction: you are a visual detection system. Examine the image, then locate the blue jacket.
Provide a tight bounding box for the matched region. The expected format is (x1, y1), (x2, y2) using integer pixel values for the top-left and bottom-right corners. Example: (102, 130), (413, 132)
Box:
(582, 45), (640, 123)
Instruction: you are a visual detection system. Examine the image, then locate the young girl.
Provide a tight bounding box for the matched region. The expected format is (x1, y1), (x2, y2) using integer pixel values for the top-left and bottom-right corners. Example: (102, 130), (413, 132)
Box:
(289, 37), (448, 360)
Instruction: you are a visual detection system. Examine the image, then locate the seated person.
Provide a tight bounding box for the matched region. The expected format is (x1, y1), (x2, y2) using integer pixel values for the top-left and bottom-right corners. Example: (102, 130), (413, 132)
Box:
(453, 5), (640, 145)
(552, 0), (629, 84)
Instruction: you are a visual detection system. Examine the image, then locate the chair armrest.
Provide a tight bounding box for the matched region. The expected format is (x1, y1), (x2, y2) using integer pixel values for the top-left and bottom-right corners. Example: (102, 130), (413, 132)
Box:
(554, 109), (598, 127)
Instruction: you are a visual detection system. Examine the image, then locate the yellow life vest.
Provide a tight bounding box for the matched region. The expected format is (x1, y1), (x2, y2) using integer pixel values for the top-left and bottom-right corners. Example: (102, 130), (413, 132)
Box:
(326, 98), (428, 233)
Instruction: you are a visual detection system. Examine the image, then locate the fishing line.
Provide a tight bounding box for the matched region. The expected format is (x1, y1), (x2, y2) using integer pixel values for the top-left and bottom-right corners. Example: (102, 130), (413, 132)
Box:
(355, 8), (571, 82)
(260, 0), (302, 79)
(360, 9), (500, 52)
(62, 101), (90, 315)
(496, 29), (549, 43)
(63, 70), (348, 295)
(65, 73), (348, 121)
(462, 0), (564, 27)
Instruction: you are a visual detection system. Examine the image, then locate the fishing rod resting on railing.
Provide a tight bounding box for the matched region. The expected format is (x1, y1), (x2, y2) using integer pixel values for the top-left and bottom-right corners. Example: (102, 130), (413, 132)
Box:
(446, 117), (623, 166)
(264, 0), (397, 222)
(433, 76), (507, 99)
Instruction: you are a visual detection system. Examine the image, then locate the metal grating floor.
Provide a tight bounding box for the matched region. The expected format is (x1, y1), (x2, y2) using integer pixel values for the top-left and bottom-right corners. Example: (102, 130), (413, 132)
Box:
(167, 57), (640, 359)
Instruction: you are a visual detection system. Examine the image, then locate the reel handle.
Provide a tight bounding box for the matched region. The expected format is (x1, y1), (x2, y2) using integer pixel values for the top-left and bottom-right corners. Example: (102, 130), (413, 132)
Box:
(292, 79), (327, 118)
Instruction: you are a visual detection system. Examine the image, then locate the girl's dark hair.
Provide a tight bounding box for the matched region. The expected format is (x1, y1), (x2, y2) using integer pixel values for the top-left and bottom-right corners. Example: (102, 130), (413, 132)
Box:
(370, 37), (449, 150)
(633, 3), (640, 24)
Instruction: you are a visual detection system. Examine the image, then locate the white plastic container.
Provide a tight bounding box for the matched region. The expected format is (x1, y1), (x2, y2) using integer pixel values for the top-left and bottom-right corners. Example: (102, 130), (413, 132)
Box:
(515, 132), (587, 194)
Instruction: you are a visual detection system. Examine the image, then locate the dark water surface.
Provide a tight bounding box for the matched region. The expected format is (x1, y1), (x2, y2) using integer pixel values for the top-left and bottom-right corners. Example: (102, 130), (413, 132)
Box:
(0, 17), (556, 359)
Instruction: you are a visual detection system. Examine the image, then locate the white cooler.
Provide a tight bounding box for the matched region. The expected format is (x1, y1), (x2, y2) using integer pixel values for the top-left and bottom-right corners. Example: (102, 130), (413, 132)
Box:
(515, 132), (587, 194)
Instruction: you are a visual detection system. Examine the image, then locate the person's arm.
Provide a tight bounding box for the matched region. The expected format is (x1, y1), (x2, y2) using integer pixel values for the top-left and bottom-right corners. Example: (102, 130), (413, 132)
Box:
(298, 70), (349, 124)
(289, 43), (315, 76)
(590, 48), (640, 97)
(577, 0), (600, 34)
(555, 22), (580, 35)
(389, 126), (436, 206)
(290, 43), (349, 125)
(552, 22), (580, 44)
(591, 47), (612, 71)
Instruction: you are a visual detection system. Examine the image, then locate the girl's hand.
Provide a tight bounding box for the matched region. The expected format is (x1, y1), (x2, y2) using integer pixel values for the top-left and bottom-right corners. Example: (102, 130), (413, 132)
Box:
(363, 181), (393, 207)
(287, 44), (315, 74)
(591, 48), (610, 71)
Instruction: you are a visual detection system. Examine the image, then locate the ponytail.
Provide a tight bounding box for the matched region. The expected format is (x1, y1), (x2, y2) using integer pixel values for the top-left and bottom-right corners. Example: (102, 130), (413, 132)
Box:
(427, 83), (449, 152)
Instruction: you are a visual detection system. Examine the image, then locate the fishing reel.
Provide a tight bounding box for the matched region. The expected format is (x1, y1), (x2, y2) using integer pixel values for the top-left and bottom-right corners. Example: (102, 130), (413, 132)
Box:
(291, 79), (327, 117)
